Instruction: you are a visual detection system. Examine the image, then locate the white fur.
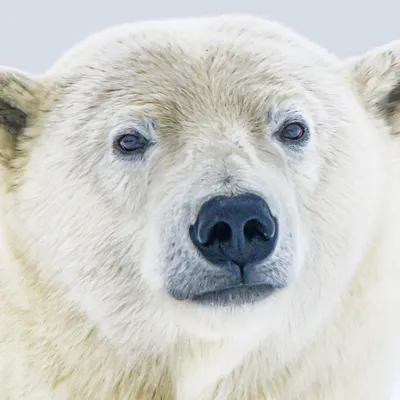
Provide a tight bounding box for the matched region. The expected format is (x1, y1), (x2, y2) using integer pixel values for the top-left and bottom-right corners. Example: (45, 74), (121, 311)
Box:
(0, 15), (399, 399)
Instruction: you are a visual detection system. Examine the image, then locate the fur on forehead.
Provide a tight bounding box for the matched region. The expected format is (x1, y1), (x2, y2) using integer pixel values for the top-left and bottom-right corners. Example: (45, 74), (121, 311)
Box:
(47, 15), (338, 77)
(42, 15), (344, 135)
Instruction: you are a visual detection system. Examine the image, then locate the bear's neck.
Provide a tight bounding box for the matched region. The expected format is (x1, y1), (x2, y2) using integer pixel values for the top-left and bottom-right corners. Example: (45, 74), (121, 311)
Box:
(0, 227), (175, 399)
(1, 219), (399, 400)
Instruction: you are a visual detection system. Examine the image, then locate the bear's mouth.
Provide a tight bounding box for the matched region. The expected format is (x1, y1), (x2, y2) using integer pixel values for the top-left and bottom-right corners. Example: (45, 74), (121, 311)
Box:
(191, 283), (280, 306)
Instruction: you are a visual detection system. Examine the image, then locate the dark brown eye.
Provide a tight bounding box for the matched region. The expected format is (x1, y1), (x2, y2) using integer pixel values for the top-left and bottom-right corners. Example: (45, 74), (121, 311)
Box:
(279, 122), (307, 142)
(117, 132), (148, 153)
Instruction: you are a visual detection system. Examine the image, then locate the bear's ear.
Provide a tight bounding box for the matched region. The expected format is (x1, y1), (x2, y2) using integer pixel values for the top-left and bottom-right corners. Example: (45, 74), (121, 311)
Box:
(0, 68), (43, 167)
(344, 41), (400, 133)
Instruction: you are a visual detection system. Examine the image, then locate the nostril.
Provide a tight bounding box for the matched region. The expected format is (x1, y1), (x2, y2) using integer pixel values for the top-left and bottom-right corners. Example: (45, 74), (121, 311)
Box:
(190, 194), (278, 268)
(244, 219), (273, 242)
(206, 222), (232, 246)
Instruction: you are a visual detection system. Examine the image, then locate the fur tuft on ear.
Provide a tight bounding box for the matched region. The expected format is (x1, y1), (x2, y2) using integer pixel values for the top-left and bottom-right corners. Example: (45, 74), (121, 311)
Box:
(345, 41), (400, 131)
(0, 68), (43, 168)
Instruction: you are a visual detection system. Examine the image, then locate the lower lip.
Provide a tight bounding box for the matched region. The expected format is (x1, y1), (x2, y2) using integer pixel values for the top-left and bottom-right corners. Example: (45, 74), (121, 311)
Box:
(191, 283), (278, 306)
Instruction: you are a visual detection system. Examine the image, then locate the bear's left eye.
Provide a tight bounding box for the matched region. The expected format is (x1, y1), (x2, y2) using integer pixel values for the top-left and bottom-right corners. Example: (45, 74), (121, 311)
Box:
(115, 132), (148, 154)
(278, 122), (308, 143)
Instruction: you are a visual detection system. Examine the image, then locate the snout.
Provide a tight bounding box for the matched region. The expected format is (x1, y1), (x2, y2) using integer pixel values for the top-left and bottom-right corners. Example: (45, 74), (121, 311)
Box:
(185, 194), (281, 305)
(190, 194), (278, 268)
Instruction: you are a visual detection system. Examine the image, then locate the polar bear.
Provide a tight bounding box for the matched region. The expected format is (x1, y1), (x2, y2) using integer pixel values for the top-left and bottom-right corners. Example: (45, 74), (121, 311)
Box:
(0, 14), (399, 400)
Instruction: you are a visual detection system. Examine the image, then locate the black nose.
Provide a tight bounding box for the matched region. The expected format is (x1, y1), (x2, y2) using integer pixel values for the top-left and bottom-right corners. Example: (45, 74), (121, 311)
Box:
(190, 194), (278, 268)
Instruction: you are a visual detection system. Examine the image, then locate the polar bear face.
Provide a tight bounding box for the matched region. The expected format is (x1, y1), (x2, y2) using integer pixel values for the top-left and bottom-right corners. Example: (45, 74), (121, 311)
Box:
(0, 16), (399, 351)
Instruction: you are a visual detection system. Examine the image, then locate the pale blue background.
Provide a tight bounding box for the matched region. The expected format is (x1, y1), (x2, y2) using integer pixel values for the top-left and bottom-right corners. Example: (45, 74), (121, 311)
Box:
(0, 0), (399, 72)
(1, 0), (399, 397)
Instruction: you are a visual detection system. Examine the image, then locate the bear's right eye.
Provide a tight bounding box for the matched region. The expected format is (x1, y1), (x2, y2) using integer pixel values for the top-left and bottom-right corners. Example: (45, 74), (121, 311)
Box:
(278, 122), (308, 143)
(115, 131), (149, 154)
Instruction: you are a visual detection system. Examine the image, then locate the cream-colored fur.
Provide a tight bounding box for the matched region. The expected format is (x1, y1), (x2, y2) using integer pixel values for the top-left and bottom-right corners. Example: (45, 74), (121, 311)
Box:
(0, 15), (399, 400)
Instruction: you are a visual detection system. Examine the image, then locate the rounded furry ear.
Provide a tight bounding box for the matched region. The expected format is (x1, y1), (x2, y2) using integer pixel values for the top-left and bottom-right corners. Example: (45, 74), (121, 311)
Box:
(344, 41), (400, 131)
(0, 68), (43, 167)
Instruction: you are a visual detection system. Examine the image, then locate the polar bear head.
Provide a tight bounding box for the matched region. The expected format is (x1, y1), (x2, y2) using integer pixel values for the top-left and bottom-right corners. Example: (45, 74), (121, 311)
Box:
(0, 16), (399, 353)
